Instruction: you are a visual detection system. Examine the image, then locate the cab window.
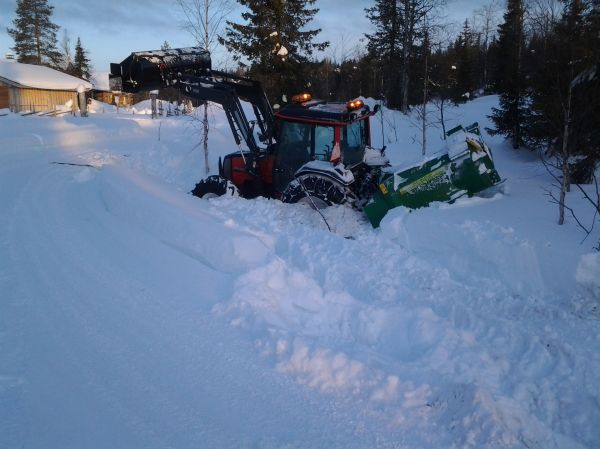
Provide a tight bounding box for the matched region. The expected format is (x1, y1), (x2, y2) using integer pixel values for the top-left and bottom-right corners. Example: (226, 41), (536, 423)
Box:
(274, 121), (312, 191)
(314, 126), (335, 161)
(341, 120), (366, 166)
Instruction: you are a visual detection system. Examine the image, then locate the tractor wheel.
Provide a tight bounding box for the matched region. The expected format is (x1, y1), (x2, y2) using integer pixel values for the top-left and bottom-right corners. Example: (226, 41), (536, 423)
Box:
(191, 175), (238, 199)
(281, 175), (348, 209)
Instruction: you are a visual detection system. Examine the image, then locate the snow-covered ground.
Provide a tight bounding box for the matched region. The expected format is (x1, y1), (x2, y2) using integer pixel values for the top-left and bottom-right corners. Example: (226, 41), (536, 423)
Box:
(1, 96), (599, 449)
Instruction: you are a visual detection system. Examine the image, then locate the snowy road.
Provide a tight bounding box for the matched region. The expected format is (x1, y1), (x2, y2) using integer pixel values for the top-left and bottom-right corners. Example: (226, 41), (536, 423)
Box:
(0, 132), (401, 448)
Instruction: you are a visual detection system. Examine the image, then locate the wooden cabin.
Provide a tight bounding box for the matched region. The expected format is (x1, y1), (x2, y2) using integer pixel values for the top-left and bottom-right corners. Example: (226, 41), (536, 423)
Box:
(0, 60), (92, 113)
(89, 71), (133, 107)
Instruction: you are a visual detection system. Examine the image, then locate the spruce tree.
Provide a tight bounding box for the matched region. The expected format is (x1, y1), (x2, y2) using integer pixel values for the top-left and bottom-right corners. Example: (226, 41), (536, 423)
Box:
(73, 37), (91, 80)
(522, 0), (599, 225)
(219, 0), (328, 103)
(588, 0), (600, 63)
(365, 0), (403, 108)
(366, 0), (442, 112)
(487, 0), (527, 149)
(455, 19), (479, 101)
(525, 0), (598, 157)
(7, 0), (61, 66)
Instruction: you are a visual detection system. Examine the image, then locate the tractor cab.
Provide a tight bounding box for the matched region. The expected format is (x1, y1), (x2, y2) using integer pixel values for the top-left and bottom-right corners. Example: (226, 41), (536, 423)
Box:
(271, 94), (377, 194)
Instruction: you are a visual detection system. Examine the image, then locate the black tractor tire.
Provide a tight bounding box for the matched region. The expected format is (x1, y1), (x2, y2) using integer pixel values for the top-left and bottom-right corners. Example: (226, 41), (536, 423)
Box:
(281, 175), (348, 209)
(191, 175), (238, 199)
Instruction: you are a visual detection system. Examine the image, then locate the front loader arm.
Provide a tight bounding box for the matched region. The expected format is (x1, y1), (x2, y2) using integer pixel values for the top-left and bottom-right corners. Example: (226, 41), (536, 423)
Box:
(177, 73), (260, 153)
(211, 71), (276, 143)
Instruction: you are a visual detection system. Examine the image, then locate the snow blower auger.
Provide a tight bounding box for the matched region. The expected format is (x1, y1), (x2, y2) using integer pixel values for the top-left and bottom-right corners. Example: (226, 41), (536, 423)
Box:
(110, 47), (501, 228)
(363, 123), (503, 227)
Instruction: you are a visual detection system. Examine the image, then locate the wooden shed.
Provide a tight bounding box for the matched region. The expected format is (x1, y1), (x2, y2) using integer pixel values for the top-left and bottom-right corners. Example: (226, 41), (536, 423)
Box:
(90, 72), (138, 108)
(92, 89), (136, 108)
(0, 60), (92, 113)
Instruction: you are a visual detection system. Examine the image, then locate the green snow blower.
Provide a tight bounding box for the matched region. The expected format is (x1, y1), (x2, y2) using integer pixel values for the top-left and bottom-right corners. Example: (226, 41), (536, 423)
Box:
(363, 123), (502, 227)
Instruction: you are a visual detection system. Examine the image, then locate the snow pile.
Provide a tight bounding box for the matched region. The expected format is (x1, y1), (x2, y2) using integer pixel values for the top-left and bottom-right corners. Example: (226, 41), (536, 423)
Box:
(215, 258), (358, 337)
(130, 99), (153, 115)
(128, 99), (188, 116)
(87, 98), (116, 114)
(54, 98), (74, 112)
(204, 187), (599, 448)
(577, 252), (600, 297)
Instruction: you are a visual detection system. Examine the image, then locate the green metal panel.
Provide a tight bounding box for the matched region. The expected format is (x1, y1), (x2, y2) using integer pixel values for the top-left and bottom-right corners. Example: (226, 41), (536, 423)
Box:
(363, 123), (502, 228)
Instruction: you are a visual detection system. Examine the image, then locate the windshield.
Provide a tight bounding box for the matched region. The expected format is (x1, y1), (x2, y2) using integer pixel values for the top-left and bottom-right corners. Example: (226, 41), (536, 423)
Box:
(314, 125), (335, 161)
(273, 118), (368, 192)
(278, 121), (335, 162)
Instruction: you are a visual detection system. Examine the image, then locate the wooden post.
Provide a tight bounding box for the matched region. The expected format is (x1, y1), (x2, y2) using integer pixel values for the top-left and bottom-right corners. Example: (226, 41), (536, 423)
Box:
(77, 84), (87, 117)
(150, 91), (158, 119)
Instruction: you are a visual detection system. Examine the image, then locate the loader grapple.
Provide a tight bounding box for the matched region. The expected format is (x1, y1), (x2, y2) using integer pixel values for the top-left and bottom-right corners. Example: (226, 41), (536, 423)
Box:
(109, 47), (211, 93)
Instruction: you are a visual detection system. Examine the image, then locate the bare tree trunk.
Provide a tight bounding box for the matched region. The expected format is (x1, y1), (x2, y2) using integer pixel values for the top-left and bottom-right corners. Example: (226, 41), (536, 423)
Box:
(177, 0), (232, 174)
(401, 46), (409, 114)
(440, 98), (446, 138)
(422, 49), (428, 156)
(563, 69), (574, 194)
(558, 155), (568, 225)
(202, 0), (210, 174)
(558, 82), (573, 225)
(203, 102), (209, 174)
(60, 30), (72, 71)
(34, 4), (41, 64)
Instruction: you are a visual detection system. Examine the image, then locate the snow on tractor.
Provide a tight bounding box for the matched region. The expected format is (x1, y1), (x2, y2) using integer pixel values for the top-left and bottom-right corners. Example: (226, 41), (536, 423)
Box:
(110, 47), (502, 227)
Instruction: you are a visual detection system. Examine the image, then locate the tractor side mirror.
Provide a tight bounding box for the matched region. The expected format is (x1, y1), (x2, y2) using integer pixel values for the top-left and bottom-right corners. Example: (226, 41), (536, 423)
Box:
(373, 104), (381, 113)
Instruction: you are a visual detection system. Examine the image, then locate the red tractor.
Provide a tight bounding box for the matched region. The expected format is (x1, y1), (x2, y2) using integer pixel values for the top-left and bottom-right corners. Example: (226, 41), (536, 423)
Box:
(110, 47), (502, 226)
(110, 47), (388, 210)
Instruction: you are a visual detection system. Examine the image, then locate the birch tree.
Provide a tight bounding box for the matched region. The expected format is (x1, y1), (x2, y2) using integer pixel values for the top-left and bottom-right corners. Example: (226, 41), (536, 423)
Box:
(177, 0), (234, 174)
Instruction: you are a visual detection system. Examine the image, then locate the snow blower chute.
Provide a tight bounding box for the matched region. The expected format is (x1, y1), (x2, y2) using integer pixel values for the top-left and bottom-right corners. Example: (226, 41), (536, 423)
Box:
(363, 123), (502, 227)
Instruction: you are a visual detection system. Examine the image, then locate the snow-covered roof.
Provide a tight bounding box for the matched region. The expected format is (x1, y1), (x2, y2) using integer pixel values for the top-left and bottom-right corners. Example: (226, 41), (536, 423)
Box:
(0, 59), (92, 91)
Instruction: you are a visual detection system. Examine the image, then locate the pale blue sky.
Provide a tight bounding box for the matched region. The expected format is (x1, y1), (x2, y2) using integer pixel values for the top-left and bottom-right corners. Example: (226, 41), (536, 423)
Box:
(1, 0), (491, 77)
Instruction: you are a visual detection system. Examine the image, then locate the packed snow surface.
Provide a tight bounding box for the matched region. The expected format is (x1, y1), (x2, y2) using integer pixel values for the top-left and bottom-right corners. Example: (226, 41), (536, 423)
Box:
(1, 96), (599, 449)
(0, 60), (92, 90)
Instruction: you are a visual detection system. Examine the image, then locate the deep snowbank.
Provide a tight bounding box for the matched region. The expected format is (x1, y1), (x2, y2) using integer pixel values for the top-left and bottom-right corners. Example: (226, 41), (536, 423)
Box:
(1, 96), (599, 449)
